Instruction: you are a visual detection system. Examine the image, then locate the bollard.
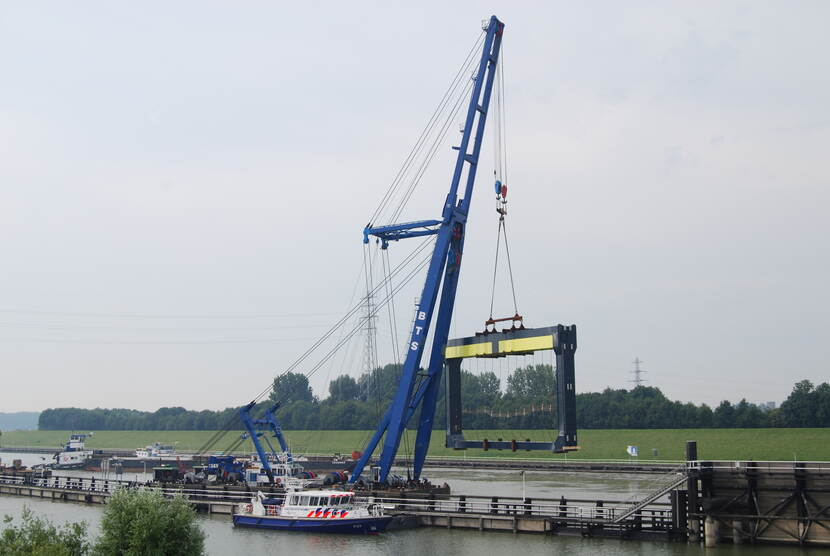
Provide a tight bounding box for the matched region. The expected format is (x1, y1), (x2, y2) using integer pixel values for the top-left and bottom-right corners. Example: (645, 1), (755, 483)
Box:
(704, 516), (719, 547)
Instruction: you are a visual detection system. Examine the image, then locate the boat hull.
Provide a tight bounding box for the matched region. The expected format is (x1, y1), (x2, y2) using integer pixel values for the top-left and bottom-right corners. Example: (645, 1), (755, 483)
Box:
(232, 514), (392, 534)
(52, 462), (88, 470)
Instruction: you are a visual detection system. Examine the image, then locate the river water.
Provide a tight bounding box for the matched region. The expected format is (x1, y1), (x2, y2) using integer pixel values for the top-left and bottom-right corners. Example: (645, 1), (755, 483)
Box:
(0, 452), (824, 555)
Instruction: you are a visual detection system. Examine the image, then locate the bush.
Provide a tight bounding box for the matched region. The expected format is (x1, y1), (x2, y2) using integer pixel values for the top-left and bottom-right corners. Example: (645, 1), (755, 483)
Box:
(94, 488), (204, 556)
(0, 507), (89, 556)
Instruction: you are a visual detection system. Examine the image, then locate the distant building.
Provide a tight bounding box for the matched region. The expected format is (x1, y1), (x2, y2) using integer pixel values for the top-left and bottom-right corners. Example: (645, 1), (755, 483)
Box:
(758, 401), (777, 412)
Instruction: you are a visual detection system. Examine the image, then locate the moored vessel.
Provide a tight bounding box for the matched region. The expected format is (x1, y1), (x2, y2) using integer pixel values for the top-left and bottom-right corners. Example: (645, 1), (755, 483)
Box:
(232, 488), (391, 534)
(135, 442), (192, 461)
(52, 433), (94, 470)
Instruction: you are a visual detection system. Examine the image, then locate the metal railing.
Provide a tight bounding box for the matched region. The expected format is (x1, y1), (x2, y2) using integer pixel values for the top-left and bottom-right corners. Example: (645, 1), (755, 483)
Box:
(686, 460), (830, 473)
(0, 473), (679, 528)
(367, 492), (673, 525)
(612, 472), (687, 523)
(0, 474), (250, 503)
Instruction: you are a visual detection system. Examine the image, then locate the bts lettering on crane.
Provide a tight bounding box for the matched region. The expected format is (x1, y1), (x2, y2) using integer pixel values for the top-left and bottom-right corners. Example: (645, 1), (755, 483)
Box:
(410, 311), (427, 350)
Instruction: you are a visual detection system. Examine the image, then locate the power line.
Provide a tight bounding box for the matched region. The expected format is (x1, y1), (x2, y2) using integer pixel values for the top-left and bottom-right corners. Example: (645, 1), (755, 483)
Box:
(0, 321), (330, 331)
(0, 309), (343, 320)
(0, 336), (320, 345)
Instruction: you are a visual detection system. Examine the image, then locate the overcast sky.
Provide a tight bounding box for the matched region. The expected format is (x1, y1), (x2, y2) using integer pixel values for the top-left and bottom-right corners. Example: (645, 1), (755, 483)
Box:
(1, 2), (828, 413)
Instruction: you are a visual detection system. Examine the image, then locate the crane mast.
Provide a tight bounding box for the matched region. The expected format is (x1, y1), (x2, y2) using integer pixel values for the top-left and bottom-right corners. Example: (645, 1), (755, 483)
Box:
(351, 15), (505, 483)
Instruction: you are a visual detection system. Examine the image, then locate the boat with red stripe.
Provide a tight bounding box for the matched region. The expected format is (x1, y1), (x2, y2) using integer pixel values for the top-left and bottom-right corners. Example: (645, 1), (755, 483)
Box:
(232, 488), (392, 534)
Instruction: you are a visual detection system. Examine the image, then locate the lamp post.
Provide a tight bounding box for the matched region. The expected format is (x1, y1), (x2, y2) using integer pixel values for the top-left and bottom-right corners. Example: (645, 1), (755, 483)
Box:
(521, 470), (526, 503)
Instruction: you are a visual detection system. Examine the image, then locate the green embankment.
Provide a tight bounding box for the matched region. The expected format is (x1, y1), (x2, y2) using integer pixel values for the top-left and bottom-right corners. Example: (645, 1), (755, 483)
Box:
(2, 429), (828, 462)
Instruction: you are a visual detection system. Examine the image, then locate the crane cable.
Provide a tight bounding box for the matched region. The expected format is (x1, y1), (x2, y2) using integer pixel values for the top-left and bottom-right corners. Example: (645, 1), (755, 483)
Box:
(487, 46), (520, 324)
(250, 238), (436, 415)
(488, 215), (519, 320)
(200, 33), (494, 457)
(196, 237), (435, 456)
(247, 236), (435, 406)
(370, 31), (485, 227)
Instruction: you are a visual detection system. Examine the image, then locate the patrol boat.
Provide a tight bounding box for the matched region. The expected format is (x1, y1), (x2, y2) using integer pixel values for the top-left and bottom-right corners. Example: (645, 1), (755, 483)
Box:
(232, 488), (392, 534)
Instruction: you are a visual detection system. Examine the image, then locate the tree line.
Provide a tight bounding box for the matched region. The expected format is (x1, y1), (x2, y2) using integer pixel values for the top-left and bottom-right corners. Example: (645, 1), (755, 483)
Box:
(38, 365), (830, 431)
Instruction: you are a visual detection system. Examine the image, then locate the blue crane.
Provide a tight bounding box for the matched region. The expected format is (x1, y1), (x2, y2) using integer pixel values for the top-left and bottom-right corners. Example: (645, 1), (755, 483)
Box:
(350, 15), (505, 483)
(239, 401), (293, 483)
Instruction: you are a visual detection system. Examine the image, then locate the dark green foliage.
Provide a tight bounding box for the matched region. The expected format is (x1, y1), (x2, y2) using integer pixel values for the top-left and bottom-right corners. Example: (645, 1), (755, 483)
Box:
(94, 488), (204, 556)
(38, 370), (830, 431)
(269, 372), (316, 405)
(356, 364), (402, 403)
(780, 380), (830, 427)
(506, 365), (554, 400)
(0, 508), (89, 556)
(328, 375), (360, 402)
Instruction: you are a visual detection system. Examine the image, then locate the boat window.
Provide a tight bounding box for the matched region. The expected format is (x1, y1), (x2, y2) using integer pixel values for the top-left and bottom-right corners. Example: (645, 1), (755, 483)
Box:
(329, 496), (337, 506)
(289, 496), (297, 505)
(299, 496), (310, 506)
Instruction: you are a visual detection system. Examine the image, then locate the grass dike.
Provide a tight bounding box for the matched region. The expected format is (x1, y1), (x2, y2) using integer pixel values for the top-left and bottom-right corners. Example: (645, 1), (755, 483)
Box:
(1, 428), (828, 462)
